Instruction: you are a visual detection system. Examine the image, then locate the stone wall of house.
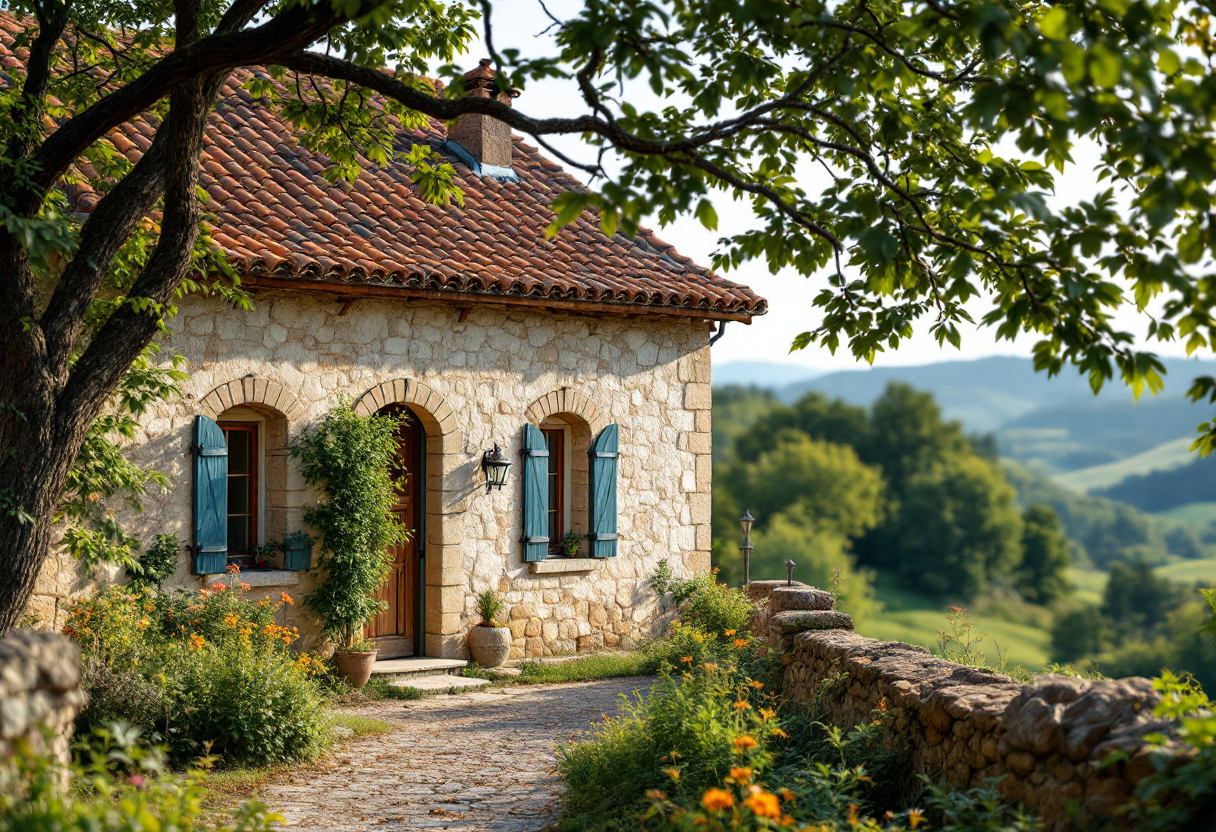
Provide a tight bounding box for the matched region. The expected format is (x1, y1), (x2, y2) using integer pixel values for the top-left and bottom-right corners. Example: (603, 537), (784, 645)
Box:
(749, 583), (1172, 831)
(26, 291), (714, 659)
(0, 630), (84, 764)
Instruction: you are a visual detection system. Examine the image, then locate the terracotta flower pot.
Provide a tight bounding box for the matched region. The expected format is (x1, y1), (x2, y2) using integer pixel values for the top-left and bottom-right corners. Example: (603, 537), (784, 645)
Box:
(468, 625), (511, 667)
(335, 649), (378, 688)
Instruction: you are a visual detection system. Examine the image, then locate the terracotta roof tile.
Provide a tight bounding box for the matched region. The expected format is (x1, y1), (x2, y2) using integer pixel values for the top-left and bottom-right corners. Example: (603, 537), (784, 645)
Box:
(1, 22), (764, 319)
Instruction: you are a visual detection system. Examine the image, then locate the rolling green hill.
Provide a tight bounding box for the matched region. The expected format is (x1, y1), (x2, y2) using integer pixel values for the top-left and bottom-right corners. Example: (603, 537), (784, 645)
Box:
(1053, 437), (1196, 493)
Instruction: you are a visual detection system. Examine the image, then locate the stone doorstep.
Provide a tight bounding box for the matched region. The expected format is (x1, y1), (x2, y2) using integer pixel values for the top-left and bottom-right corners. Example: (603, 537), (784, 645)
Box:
(391, 675), (491, 697)
(371, 657), (468, 681)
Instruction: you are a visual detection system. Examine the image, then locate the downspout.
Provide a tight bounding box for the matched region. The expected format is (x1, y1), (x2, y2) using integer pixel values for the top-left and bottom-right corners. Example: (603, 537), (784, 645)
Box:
(709, 320), (728, 346)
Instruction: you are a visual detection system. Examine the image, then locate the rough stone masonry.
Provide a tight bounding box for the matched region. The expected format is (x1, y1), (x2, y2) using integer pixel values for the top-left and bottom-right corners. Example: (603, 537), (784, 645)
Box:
(0, 630), (84, 765)
(746, 581), (1176, 831)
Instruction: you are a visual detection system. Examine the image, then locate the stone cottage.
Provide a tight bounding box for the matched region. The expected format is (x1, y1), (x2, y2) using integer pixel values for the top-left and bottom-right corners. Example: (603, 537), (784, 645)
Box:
(28, 59), (766, 660)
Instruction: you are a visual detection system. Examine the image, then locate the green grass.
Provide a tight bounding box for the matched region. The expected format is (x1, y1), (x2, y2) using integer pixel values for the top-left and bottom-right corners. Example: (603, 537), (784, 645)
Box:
(1153, 558), (1216, 586)
(466, 652), (656, 685)
(859, 578), (1052, 670)
(1067, 566), (1108, 606)
(1052, 436), (1195, 493)
(1157, 501), (1216, 530)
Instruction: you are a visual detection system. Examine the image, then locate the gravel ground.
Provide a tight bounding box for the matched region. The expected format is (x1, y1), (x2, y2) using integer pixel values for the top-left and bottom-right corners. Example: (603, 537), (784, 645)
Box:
(261, 677), (652, 831)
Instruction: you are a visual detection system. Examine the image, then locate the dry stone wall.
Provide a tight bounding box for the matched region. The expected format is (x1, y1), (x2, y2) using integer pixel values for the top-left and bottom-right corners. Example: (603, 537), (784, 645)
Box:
(750, 583), (1173, 830)
(0, 630), (84, 764)
(26, 292), (713, 659)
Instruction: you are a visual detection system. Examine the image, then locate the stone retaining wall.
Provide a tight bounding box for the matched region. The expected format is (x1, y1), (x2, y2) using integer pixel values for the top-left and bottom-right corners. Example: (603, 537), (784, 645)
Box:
(749, 582), (1171, 830)
(0, 630), (84, 764)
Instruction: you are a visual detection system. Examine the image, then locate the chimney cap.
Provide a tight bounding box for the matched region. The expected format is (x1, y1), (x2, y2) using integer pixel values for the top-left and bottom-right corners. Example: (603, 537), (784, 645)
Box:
(461, 58), (520, 99)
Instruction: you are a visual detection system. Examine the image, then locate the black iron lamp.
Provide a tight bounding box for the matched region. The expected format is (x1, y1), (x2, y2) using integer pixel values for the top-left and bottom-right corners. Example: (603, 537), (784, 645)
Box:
(785, 559), (796, 586)
(739, 510), (755, 586)
(482, 443), (511, 493)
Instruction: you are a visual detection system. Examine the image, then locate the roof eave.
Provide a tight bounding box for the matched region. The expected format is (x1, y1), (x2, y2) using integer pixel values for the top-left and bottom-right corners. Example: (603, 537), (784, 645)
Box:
(238, 274), (763, 323)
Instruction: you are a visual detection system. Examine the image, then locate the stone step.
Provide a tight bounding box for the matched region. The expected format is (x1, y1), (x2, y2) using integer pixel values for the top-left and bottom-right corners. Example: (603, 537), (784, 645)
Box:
(370, 657), (468, 681)
(391, 675), (491, 697)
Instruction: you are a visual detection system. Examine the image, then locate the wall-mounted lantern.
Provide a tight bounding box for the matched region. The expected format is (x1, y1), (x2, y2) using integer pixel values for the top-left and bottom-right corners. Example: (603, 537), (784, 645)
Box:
(482, 443), (511, 493)
(739, 510), (755, 586)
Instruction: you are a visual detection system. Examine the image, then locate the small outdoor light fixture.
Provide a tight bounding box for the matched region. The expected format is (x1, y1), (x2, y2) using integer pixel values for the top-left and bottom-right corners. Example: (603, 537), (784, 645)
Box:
(739, 510), (755, 586)
(482, 443), (511, 493)
(785, 559), (797, 586)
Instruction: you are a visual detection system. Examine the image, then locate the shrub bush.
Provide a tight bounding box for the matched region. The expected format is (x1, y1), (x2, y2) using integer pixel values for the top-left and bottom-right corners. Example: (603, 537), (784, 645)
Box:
(64, 582), (326, 768)
(650, 560), (753, 637)
(0, 726), (280, 832)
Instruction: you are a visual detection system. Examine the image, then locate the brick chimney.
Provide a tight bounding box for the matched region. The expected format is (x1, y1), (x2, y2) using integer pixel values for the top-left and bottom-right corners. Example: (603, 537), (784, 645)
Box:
(448, 59), (518, 171)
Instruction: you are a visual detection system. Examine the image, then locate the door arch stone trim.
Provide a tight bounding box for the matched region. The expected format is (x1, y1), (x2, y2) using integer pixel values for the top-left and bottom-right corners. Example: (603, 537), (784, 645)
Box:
(354, 378), (458, 437)
(198, 377), (305, 422)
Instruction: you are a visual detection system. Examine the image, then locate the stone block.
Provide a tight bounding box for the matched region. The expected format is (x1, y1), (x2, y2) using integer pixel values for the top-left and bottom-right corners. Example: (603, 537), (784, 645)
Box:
(770, 587), (835, 613)
(768, 610), (854, 637)
(577, 633), (604, 653)
(683, 383), (712, 411)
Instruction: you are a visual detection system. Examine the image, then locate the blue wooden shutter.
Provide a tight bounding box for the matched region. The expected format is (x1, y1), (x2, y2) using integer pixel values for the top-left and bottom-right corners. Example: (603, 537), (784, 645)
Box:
(192, 415), (228, 575)
(587, 424), (619, 558)
(521, 424), (549, 563)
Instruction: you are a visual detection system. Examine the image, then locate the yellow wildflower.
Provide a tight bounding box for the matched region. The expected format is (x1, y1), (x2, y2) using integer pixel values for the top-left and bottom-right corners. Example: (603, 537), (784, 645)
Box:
(908, 809), (925, 829)
(703, 662), (718, 671)
(724, 629), (737, 636)
(662, 768), (681, 782)
(225, 614), (240, 627)
(759, 707), (777, 721)
(733, 700), (752, 710)
(188, 634), (205, 650)
(771, 727), (789, 739)
(700, 788), (734, 812)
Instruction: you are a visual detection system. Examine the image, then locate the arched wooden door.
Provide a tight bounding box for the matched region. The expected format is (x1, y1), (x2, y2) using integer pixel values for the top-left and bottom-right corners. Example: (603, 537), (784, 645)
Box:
(366, 404), (423, 658)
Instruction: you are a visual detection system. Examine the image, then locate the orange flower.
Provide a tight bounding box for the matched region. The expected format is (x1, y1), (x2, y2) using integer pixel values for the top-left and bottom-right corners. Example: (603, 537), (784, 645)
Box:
(224, 614), (240, 627)
(848, 804), (859, 825)
(280, 592), (295, 606)
(744, 786), (781, 819)
(734, 638), (748, 648)
(226, 563), (240, 575)
(908, 809), (925, 829)
(662, 767), (681, 782)
(144, 603), (155, 612)
(733, 700), (752, 710)
(239, 582), (251, 592)
(645, 789), (666, 800)
(680, 655), (693, 664)
(700, 788), (734, 812)
(724, 629), (737, 636)
(729, 767), (752, 782)
(759, 707), (777, 721)
(781, 814), (795, 827)
(733, 735), (758, 752)
(749, 680), (764, 689)
(777, 788), (794, 804)
(188, 634), (205, 650)
(703, 662), (718, 671)
(210, 582), (226, 592)
(771, 728), (789, 739)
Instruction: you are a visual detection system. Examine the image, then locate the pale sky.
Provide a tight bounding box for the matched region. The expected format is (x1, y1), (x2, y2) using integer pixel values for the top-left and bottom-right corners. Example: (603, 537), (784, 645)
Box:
(461, 1), (1196, 374)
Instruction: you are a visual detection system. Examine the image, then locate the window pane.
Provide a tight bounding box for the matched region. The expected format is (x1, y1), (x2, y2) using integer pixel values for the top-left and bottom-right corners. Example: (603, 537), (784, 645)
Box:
(228, 516), (249, 555)
(228, 477), (250, 514)
(227, 430), (251, 474)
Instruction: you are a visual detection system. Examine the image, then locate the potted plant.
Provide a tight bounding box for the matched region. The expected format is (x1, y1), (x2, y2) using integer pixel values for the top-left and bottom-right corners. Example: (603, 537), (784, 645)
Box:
(468, 589), (511, 667)
(561, 531), (582, 557)
(292, 398), (410, 688)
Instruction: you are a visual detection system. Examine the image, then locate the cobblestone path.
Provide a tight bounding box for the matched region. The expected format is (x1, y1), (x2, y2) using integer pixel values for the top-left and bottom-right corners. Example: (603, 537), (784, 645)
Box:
(263, 677), (652, 831)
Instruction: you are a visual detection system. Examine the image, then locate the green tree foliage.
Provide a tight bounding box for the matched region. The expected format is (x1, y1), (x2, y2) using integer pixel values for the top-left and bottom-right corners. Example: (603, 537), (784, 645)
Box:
(715, 383), (1052, 603)
(292, 399), (409, 650)
(1101, 559), (1186, 639)
(877, 453), (1024, 598)
(1050, 605), (1110, 664)
(733, 432), (885, 541)
(1014, 504), (1072, 604)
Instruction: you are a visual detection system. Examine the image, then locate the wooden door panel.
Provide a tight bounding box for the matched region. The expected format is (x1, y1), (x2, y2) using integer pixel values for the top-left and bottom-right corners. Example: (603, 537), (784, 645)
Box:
(366, 407), (421, 658)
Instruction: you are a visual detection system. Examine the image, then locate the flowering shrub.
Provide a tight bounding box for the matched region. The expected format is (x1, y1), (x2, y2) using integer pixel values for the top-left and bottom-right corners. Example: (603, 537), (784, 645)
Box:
(64, 577), (326, 768)
(0, 725), (279, 832)
(650, 560), (754, 637)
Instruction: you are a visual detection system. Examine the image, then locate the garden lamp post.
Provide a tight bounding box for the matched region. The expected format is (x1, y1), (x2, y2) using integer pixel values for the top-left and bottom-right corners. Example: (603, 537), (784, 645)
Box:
(739, 510), (754, 586)
(785, 559), (796, 586)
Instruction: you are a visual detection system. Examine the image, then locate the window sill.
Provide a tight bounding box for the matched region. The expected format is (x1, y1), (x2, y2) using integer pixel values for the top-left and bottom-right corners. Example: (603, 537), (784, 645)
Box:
(528, 558), (600, 575)
(200, 570), (302, 588)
